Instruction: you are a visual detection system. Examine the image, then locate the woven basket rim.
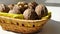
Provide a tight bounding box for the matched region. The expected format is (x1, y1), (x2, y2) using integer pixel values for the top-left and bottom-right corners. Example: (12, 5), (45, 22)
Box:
(0, 12), (51, 22)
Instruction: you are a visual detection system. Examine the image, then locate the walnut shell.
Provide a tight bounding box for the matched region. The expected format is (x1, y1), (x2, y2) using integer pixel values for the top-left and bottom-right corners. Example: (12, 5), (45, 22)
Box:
(0, 4), (10, 13)
(17, 2), (28, 14)
(14, 4), (28, 14)
(28, 2), (38, 9)
(8, 4), (14, 10)
(23, 8), (39, 20)
(9, 5), (21, 14)
(35, 4), (48, 19)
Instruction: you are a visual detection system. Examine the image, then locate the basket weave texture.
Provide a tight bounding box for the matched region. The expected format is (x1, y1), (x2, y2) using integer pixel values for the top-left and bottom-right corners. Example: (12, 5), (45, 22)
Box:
(0, 12), (51, 33)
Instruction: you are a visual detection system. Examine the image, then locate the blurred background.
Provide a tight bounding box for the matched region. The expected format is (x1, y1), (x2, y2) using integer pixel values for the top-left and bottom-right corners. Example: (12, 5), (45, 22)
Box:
(0, 0), (60, 6)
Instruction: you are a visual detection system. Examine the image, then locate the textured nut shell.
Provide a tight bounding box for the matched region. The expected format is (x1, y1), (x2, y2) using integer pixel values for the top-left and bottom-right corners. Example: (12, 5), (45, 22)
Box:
(8, 5), (21, 14)
(14, 5), (27, 14)
(35, 4), (48, 18)
(8, 4), (14, 10)
(17, 2), (28, 14)
(23, 8), (38, 20)
(28, 2), (38, 9)
(0, 4), (10, 12)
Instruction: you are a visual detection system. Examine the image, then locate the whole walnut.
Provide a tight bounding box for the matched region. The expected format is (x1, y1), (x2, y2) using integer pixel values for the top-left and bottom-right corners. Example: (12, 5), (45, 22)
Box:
(17, 2), (28, 14)
(14, 4), (28, 14)
(35, 4), (48, 19)
(28, 2), (38, 9)
(8, 4), (14, 10)
(23, 8), (39, 20)
(9, 5), (21, 14)
(0, 4), (10, 13)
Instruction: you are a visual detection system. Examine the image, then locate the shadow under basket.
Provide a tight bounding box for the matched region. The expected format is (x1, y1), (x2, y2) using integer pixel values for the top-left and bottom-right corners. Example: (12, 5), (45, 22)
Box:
(0, 12), (51, 34)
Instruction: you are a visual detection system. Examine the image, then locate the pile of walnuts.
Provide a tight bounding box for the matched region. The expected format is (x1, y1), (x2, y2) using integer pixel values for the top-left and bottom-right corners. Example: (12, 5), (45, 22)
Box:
(0, 1), (48, 20)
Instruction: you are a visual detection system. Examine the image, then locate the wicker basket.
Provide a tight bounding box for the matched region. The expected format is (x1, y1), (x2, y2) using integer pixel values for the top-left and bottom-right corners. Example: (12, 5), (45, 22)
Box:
(0, 12), (51, 34)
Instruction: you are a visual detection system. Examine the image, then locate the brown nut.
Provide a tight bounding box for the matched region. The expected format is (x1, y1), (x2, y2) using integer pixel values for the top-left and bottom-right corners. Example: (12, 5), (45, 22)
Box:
(12, 5), (25, 14)
(9, 5), (21, 14)
(17, 2), (28, 14)
(23, 8), (39, 20)
(8, 4), (14, 10)
(28, 2), (38, 9)
(14, 4), (28, 14)
(0, 4), (10, 13)
(35, 4), (48, 19)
